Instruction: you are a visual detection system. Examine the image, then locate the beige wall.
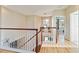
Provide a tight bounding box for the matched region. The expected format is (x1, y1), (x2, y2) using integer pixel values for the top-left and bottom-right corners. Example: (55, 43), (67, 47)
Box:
(52, 10), (65, 27)
(64, 5), (79, 52)
(34, 16), (42, 30)
(0, 7), (28, 46)
(0, 6), (42, 46)
(52, 10), (65, 16)
(1, 7), (27, 28)
(52, 6), (79, 41)
(34, 16), (42, 45)
(26, 15), (35, 28)
(0, 6), (1, 46)
(64, 5), (78, 40)
(0, 5), (79, 49)
(26, 15), (42, 29)
(0, 6), (1, 27)
(25, 15), (42, 45)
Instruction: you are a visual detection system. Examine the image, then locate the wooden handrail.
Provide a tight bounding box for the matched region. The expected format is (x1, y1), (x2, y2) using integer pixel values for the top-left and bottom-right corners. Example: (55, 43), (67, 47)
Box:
(19, 30), (41, 50)
(0, 27), (57, 52)
(0, 28), (37, 30)
(40, 27), (56, 29)
(0, 27), (41, 53)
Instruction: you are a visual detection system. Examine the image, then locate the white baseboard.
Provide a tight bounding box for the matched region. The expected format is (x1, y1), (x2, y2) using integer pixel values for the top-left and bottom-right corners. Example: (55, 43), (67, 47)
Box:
(0, 46), (35, 53)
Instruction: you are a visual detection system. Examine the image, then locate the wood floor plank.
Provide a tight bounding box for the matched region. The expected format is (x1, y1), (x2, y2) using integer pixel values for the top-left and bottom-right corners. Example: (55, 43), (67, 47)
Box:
(0, 49), (16, 53)
(39, 40), (78, 53)
(39, 47), (76, 53)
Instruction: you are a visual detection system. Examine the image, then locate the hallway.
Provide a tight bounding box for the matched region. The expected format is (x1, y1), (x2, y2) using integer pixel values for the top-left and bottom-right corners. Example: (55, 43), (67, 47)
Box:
(39, 40), (78, 53)
(40, 47), (75, 53)
(0, 5), (78, 53)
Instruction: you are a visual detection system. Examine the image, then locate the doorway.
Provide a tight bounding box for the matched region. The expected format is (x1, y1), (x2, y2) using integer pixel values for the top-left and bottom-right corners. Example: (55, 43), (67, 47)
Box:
(41, 17), (56, 47)
(70, 11), (79, 48)
(55, 16), (64, 45)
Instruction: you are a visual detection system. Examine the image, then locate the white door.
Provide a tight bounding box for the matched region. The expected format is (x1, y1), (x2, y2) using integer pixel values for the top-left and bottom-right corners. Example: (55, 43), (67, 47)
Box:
(70, 11), (78, 47)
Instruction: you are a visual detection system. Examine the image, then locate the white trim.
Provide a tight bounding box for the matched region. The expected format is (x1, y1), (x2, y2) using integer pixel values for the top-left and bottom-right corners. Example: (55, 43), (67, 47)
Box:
(0, 46), (35, 53)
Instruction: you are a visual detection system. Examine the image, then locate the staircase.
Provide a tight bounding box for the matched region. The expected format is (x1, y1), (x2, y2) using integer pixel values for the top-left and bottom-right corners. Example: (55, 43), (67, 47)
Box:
(0, 28), (41, 53)
(0, 27), (57, 53)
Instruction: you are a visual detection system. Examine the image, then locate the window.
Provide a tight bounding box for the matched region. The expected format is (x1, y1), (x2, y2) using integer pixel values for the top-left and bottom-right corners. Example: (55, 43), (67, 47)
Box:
(42, 18), (49, 27)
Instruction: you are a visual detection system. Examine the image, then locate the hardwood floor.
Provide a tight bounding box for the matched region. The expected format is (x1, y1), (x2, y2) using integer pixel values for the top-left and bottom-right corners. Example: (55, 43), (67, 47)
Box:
(39, 47), (77, 53)
(0, 40), (78, 53)
(39, 40), (78, 53)
(0, 49), (16, 53)
(42, 40), (77, 47)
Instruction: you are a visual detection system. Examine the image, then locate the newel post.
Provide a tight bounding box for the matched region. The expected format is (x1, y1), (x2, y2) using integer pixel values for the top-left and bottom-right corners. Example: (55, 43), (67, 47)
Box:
(36, 29), (38, 53)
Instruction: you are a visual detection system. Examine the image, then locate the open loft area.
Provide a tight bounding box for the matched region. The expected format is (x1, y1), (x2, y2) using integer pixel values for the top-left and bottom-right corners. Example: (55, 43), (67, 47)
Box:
(0, 5), (79, 53)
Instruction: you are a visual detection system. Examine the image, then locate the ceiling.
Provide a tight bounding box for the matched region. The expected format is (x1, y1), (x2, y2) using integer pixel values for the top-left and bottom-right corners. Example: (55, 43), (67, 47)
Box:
(4, 5), (68, 16)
